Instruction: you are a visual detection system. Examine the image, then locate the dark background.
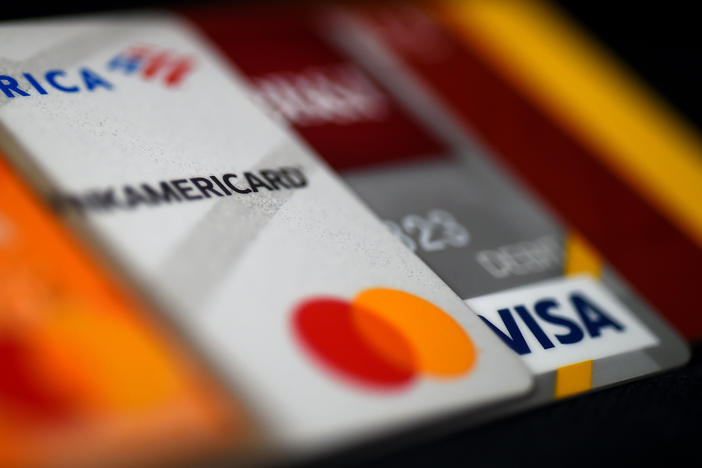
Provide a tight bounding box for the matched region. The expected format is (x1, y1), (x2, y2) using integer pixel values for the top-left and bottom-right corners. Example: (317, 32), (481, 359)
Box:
(3, 2), (701, 465)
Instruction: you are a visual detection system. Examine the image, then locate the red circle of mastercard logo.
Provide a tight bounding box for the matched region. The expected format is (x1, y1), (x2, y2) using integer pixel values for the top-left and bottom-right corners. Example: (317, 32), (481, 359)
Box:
(292, 288), (476, 391)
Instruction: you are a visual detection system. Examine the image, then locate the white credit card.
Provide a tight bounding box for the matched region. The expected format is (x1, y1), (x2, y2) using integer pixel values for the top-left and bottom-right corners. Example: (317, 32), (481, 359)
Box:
(0, 14), (532, 455)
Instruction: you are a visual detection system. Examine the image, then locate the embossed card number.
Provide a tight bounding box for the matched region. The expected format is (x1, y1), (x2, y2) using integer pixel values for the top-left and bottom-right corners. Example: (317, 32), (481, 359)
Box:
(384, 209), (470, 252)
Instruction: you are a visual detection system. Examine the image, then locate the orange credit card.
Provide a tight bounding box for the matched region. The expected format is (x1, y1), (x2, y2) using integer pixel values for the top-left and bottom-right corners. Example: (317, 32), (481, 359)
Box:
(0, 154), (259, 467)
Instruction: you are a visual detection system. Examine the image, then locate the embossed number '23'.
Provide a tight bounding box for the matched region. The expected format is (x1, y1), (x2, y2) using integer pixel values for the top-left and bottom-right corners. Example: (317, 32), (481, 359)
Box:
(384, 209), (469, 253)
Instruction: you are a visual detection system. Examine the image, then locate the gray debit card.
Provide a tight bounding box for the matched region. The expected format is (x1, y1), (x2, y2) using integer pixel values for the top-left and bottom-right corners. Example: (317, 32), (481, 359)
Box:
(331, 6), (689, 408)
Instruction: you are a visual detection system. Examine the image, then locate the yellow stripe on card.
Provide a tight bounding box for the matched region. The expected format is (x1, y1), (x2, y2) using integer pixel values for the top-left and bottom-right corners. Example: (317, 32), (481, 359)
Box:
(554, 360), (593, 399)
(440, 0), (702, 248)
(564, 232), (602, 278)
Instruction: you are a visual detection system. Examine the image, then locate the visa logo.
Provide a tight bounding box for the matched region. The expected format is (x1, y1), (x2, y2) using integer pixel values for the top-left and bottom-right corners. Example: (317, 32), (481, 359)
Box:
(0, 68), (113, 98)
(478, 293), (623, 355)
(466, 276), (658, 373)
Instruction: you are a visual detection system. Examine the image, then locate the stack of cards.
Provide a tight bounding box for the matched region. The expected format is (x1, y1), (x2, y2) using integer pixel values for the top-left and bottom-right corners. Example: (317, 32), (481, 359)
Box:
(0, 12), (531, 465)
(325, 3), (691, 406)
(185, 3), (688, 416)
(395, 0), (702, 341)
(0, 3), (692, 466)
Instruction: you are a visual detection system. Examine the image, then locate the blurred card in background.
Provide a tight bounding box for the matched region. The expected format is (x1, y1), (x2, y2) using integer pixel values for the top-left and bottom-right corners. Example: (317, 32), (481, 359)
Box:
(0, 156), (255, 467)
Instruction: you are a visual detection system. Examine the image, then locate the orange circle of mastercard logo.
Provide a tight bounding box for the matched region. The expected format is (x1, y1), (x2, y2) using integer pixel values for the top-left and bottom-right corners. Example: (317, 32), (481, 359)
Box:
(292, 288), (476, 390)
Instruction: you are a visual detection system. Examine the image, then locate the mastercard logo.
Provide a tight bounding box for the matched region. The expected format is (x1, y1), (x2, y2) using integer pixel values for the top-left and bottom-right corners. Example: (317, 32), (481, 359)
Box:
(292, 288), (476, 391)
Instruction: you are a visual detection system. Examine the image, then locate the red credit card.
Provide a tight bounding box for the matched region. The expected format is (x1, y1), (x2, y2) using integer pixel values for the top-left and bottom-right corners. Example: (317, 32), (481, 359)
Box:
(184, 5), (446, 171)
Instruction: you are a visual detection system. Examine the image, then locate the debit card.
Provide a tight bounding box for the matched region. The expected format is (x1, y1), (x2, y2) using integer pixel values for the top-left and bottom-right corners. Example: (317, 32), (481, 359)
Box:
(323, 4), (690, 405)
(396, 0), (702, 340)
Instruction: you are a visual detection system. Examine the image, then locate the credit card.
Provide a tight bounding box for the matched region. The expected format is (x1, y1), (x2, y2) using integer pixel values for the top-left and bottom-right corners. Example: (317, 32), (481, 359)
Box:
(0, 155), (254, 467)
(0, 14), (532, 457)
(320, 5), (691, 404)
(344, 159), (688, 405)
(185, 4), (688, 413)
(377, 1), (702, 340)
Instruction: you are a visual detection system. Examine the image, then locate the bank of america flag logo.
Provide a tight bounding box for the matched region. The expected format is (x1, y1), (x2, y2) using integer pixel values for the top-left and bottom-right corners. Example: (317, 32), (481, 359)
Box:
(107, 44), (194, 88)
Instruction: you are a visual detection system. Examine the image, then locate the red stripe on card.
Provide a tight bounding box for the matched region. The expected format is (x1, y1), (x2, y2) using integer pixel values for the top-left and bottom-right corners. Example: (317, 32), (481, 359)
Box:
(355, 6), (702, 338)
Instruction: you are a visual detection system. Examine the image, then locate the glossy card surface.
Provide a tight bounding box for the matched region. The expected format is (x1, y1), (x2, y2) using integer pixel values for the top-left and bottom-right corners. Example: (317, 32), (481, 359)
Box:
(0, 14), (532, 455)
